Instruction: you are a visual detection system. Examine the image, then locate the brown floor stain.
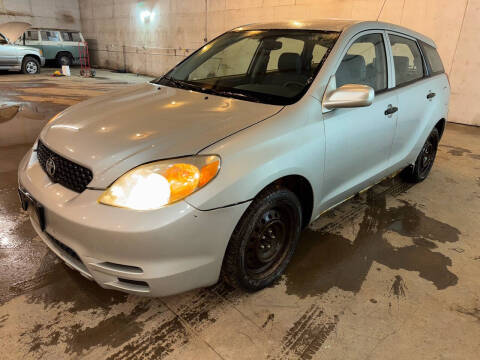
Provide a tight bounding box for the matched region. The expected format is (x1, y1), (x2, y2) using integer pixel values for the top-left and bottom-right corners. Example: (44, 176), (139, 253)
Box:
(389, 275), (407, 299)
(271, 304), (338, 359)
(285, 188), (460, 298)
(0, 105), (19, 123)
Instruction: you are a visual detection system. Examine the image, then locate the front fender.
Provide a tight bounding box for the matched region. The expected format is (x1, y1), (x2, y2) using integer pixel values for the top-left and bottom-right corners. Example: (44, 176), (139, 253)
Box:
(186, 97), (325, 215)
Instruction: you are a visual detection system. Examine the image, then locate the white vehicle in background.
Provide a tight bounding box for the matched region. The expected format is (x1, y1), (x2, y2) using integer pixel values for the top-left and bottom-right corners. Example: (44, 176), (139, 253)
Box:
(0, 22), (45, 74)
(17, 27), (85, 66)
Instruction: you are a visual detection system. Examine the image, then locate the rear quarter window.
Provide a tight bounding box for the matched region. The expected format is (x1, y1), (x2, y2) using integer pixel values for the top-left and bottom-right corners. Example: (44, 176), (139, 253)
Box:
(420, 41), (445, 75)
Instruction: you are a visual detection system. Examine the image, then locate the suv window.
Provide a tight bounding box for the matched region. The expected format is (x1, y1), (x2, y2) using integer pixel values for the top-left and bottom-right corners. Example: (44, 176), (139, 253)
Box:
(25, 31), (39, 41)
(389, 34), (424, 86)
(336, 33), (387, 92)
(61, 32), (81, 42)
(40, 31), (60, 42)
(420, 41), (444, 75)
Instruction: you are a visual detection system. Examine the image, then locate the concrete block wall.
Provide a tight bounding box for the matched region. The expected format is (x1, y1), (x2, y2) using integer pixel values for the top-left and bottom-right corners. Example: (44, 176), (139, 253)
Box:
(0, 0), (81, 30)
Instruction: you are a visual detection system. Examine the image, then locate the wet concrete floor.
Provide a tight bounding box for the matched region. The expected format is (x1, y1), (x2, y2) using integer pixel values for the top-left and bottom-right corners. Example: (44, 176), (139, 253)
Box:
(0, 69), (479, 359)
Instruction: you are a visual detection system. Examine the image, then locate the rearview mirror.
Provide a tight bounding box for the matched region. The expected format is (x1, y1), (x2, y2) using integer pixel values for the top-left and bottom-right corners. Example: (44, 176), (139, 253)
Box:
(262, 39), (282, 51)
(323, 84), (374, 110)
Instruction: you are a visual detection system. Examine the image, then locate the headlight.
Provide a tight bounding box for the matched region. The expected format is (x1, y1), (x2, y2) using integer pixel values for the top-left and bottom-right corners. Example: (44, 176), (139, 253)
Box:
(98, 155), (220, 210)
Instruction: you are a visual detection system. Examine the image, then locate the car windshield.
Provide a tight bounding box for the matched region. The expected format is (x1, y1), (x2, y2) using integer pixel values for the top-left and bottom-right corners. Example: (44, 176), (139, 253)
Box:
(152, 29), (339, 105)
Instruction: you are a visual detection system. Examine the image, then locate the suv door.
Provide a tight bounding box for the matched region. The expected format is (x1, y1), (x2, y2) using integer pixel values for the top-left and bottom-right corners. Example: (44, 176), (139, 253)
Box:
(386, 33), (447, 167)
(321, 31), (398, 208)
(39, 30), (61, 60)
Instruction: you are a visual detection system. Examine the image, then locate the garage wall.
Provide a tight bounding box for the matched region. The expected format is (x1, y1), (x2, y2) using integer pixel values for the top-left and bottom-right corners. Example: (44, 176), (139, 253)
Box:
(79, 1), (480, 125)
(0, 0), (81, 30)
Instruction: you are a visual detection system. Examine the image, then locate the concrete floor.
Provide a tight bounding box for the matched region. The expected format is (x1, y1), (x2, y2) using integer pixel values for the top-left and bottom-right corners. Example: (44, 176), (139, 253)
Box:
(0, 69), (479, 360)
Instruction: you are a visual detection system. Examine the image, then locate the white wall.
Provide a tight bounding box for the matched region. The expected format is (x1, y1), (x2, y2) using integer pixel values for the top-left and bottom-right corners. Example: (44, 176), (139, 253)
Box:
(0, 0), (81, 30)
(42, 1), (480, 126)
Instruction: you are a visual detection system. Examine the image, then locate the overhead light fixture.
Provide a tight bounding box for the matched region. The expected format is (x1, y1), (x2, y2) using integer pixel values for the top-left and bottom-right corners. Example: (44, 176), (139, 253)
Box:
(140, 10), (154, 24)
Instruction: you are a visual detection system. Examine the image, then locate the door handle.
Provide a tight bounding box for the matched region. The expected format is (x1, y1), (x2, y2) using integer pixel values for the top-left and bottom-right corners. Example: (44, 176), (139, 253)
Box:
(427, 92), (436, 99)
(384, 105), (398, 116)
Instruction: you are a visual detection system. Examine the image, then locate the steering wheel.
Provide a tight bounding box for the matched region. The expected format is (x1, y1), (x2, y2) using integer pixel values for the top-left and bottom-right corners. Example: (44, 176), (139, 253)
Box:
(282, 81), (304, 88)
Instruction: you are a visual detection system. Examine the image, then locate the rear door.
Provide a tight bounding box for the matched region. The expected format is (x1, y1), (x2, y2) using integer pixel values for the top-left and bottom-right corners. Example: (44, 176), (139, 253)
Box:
(386, 33), (447, 167)
(39, 30), (62, 60)
(60, 31), (83, 60)
(321, 31), (398, 208)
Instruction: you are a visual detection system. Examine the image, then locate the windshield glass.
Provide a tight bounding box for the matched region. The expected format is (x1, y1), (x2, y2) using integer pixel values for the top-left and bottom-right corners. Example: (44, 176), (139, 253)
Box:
(153, 29), (339, 105)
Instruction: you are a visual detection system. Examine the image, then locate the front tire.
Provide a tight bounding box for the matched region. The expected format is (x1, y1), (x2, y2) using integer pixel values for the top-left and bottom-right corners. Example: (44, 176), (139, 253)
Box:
(221, 186), (302, 291)
(22, 56), (40, 74)
(401, 127), (439, 183)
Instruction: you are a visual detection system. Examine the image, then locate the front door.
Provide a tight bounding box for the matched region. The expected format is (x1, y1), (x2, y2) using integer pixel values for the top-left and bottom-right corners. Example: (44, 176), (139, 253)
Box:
(321, 31), (398, 209)
(0, 34), (18, 66)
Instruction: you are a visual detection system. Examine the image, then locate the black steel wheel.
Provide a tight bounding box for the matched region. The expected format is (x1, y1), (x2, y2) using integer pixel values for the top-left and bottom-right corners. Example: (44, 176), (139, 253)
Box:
(401, 127), (439, 183)
(222, 186), (302, 291)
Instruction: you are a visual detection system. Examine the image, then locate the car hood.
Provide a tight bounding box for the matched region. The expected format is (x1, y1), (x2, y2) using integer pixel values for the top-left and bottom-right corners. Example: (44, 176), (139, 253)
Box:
(0, 22), (31, 43)
(40, 83), (283, 188)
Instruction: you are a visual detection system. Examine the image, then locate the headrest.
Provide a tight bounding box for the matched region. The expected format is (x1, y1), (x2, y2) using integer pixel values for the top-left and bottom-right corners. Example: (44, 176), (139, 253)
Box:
(278, 52), (301, 73)
(336, 55), (366, 86)
(394, 56), (409, 72)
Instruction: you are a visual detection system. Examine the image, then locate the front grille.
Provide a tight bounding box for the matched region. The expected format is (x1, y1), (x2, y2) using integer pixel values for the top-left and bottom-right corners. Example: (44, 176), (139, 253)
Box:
(37, 140), (93, 193)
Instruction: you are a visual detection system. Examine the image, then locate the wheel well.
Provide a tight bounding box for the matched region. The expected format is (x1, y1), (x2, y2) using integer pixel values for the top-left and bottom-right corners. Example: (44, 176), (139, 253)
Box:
(56, 51), (73, 59)
(23, 54), (40, 63)
(435, 118), (446, 139)
(268, 175), (314, 228)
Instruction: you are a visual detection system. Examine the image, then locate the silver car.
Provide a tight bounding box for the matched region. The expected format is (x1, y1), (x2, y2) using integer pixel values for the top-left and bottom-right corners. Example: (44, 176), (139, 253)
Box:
(0, 22), (45, 74)
(18, 20), (449, 296)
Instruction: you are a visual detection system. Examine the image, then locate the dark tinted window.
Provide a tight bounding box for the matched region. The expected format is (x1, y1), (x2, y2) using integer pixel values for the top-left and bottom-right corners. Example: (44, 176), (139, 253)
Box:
(25, 30), (39, 41)
(389, 34), (424, 86)
(336, 33), (387, 92)
(62, 32), (81, 42)
(40, 31), (60, 42)
(420, 41), (444, 75)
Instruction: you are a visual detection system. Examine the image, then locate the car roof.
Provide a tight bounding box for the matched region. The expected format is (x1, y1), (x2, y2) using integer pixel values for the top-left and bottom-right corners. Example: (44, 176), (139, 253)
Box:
(30, 28), (81, 32)
(235, 19), (436, 47)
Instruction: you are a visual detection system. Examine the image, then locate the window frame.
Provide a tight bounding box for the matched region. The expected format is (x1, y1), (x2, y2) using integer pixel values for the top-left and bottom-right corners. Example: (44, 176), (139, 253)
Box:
(385, 31), (429, 89)
(332, 29), (391, 95)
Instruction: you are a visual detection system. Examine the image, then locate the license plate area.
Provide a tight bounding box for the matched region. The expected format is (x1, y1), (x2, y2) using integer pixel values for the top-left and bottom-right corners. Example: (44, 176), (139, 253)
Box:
(18, 188), (45, 231)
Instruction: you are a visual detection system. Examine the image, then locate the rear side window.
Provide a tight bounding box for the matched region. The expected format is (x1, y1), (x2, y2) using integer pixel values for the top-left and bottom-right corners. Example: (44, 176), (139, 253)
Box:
(62, 32), (82, 42)
(40, 31), (60, 42)
(420, 41), (444, 75)
(25, 31), (39, 41)
(389, 34), (424, 86)
(336, 33), (387, 92)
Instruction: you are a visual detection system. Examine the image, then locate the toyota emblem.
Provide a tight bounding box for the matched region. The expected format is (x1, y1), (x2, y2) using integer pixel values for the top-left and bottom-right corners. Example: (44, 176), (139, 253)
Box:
(46, 157), (56, 178)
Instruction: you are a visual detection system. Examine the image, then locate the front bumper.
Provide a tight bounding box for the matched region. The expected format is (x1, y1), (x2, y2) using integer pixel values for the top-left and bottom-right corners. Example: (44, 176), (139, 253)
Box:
(18, 149), (250, 296)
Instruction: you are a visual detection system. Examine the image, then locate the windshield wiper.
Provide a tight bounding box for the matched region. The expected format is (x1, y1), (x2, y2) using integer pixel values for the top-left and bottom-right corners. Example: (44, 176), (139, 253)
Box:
(206, 88), (262, 103)
(160, 76), (205, 92)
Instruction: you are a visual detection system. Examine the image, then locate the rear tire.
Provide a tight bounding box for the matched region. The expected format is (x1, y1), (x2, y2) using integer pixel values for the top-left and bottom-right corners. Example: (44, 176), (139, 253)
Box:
(221, 186), (302, 291)
(401, 127), (439, 183)
(21, 56), (40, 74)
(57, 53), (73, 67)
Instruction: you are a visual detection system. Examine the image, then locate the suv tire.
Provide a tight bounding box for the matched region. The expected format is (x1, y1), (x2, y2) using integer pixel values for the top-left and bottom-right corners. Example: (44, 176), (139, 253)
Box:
(22, 56), (40, 75)
(401, 127), (440, 183)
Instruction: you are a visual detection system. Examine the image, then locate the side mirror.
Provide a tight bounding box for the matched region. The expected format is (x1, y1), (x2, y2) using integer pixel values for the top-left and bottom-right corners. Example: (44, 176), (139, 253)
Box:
(323, 84), (375, 110)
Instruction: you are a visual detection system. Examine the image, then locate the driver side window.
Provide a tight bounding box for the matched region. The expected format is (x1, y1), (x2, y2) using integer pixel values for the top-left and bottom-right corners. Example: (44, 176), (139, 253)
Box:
(335, 33), (387, 92)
